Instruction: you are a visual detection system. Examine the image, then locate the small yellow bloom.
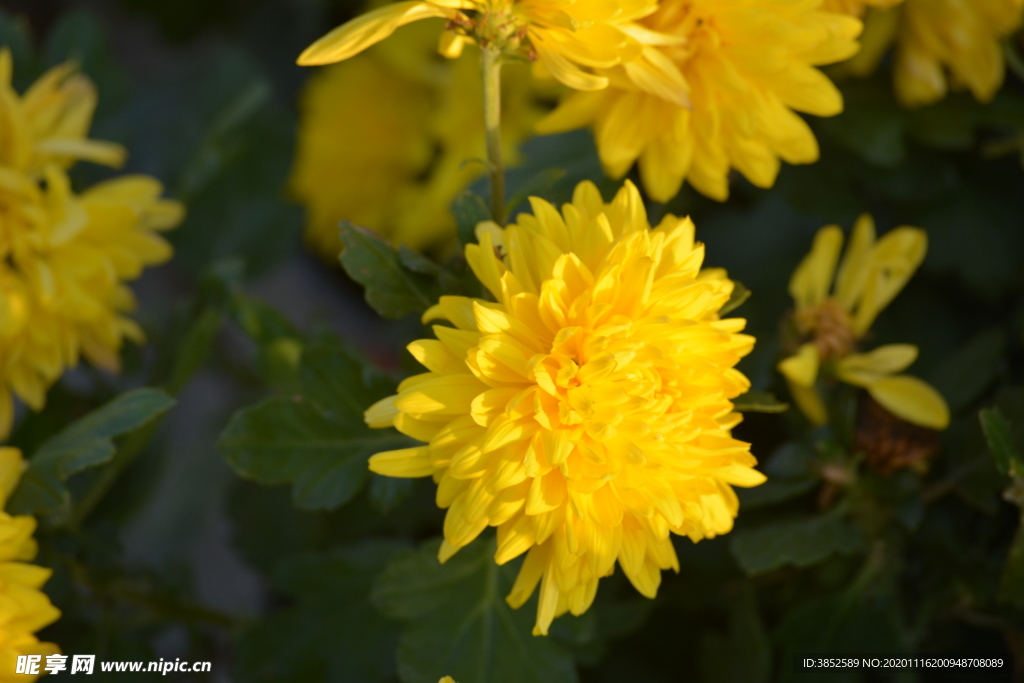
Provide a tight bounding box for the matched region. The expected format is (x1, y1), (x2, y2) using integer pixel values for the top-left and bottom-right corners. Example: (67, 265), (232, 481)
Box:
(439, 677), (457, 683)
(0, 54), (183, 439)
(778, 216), (949, 431)
(365, 180), (763, 635)
(0, 448), (60, 681)
(291, 20), (544, 257)
(834, 0), (1024, 107)
(538, 0), (863, 202)
(297, 0), (678, 92)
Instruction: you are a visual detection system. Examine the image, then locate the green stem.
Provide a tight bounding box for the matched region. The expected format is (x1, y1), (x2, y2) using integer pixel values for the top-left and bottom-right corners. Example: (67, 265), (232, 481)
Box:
(481, 46), (505, 225)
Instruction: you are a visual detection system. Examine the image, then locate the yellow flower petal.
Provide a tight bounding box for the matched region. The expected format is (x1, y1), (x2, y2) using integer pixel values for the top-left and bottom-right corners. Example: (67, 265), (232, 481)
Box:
(865, 375), (950, 430)
(297, 1), (459, 66)
(833, 213), (876, 309)
(836, 344), (918, 387)
(852, 226), (926, 335)
(778, 343), (820, 389)
(789, 226), (844, 309)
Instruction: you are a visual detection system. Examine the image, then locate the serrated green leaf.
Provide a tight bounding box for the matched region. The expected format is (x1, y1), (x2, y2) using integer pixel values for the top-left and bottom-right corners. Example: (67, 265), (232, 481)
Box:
(453, 191), (492, 247)
(733, 390), (788, 414)
(980, 406), (1023, 476)
(9, 389), (176, 515)
(729, 514), (865, 576)
(720, 280), (751, 316)
(339, 221), (445, 318)
(235, 541), (410, 683)
(372, 539), (578, 683)
(218, 343), (411, 510)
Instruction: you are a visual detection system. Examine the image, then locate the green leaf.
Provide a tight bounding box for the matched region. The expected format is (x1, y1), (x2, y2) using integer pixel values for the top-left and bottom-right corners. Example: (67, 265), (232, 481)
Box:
(729, 514), (865, 576)
(453, 191), (492, 248)
(9, 389), (176, 515)
(339, 221), (447, 319)
(980, 406), (1024, 476)
(931, 328), (1007, 412)
(372, 539), (578, 683)
(218, 342), (411, 510)
(235, 541), (410, 682)
(368, 475), (416, 514)
(733, 390), (788, 414)
(720, 280), (751, 316)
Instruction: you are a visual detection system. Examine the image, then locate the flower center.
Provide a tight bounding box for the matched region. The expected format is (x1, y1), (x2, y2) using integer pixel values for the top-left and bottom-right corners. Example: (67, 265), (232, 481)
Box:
(527, 322), (670, 454)
(795, 298), (856, 361)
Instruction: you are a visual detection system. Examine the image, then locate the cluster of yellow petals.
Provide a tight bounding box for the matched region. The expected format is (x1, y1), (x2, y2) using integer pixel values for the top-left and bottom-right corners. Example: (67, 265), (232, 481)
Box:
(538, 0), (863, 203)
(365, 180), (764, 635)
(291, 20), (544, 256)
(0, 448), (60, 682)
(0, 50), (183, 438)
(836, 0), (1024, 107)
(778, 215), (949, 431)
(297, 0), (676, 94)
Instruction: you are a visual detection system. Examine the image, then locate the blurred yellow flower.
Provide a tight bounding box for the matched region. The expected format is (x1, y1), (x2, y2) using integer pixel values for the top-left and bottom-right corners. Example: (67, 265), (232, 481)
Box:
(291, 20), (544, 257)
(822, 0), (902, 18)
(0, 54), (183, 438)
(537, 0), (862, 203)
(0, 447), (60, 681)
(836, 0), (1024, 107)
(778, 216), (949, 430)
(365, 180), (763, 635)
(297, 0), (678, 93)
(0, 48), (125, 177)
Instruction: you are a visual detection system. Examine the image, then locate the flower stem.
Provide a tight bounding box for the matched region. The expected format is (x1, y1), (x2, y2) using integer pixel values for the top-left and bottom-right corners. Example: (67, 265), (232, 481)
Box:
(481, 46), (505, 225)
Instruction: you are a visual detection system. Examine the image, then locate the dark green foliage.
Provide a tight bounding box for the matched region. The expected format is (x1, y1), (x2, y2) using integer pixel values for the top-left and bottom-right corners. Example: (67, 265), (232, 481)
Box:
(10, 389), (175, 517)
(373, 539), (578, 683)
(219, 342), (412, 510)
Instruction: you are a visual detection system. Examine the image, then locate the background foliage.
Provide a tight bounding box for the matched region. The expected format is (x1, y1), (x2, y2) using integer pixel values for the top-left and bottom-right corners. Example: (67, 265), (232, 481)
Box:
(3, 0), (1024, 680)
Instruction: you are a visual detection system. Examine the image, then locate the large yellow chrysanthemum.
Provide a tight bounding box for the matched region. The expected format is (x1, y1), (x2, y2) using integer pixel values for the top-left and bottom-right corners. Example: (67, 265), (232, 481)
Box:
(0, 448), (60, 682)
(365, 180), (764, 635)
(297, 0), (683, 94)
(778, 215), (949, 431)
(0, 54), (183, 438)
(291, 20), (544, 257)
(537, 1), (862, 203)
(836, 0), (1024, 107)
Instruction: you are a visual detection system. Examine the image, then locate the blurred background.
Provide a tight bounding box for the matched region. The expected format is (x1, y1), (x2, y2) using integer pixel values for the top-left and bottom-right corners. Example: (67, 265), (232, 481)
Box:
(3, 0), (1024, 681)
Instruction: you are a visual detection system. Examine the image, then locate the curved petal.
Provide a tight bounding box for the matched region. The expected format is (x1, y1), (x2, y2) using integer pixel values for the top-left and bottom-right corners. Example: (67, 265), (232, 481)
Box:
(297, 1), (459, 65)
(852, 226), (927, 335)
(833, 213), (875, 310)
(789, 226), (843, 308)
(532, 30), (609, 91)
(786, 379), (828, 426)
(777, 343), (819, 387)
(836, 344), (918, 387)
(865, 375), (950, 430)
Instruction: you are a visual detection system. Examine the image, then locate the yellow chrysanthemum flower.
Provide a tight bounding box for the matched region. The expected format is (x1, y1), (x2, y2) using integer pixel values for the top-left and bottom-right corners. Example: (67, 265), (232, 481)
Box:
(836, 0), (1024, 107)
(537, 0), (863, 203)
(296, 0), (680, 93)
(0, 448), (60, 682)
(291, 20), (544, 257)
(778, 215), (949, 431)
(0, 54), (184, 438)
(0, 49), (125, 178)
(365, 180), (764, 635)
